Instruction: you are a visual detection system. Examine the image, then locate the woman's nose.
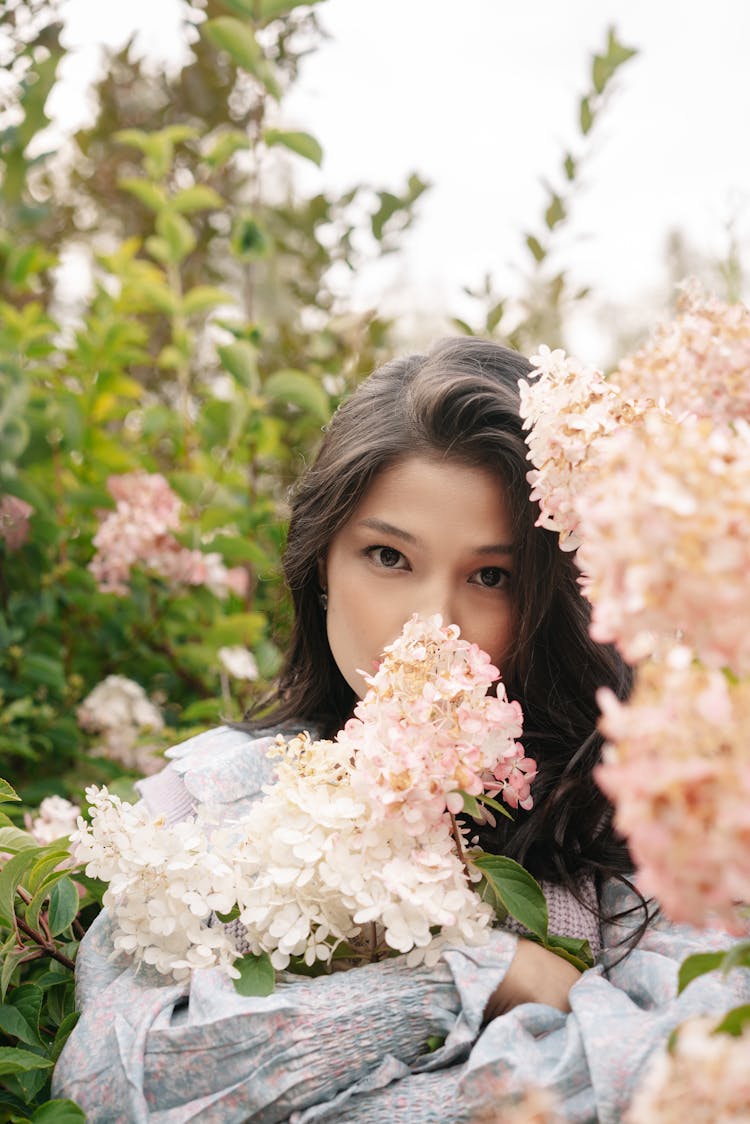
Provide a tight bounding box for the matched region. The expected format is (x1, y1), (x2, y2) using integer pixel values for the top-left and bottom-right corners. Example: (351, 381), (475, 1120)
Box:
(415, 582), (458, 628)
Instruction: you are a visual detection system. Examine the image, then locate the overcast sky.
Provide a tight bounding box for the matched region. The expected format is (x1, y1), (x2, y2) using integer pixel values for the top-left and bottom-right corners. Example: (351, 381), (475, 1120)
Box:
(55, 0), (750, 362)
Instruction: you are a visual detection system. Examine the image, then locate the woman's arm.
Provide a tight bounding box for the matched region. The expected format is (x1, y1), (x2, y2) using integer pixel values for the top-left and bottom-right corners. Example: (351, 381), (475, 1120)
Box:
(52, 909), (519, 1123)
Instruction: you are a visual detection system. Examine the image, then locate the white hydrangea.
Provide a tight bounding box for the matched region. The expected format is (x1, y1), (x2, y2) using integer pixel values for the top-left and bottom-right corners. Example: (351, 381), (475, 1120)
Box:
(77, 676), (165, 773)
(72, 787), (240, 980)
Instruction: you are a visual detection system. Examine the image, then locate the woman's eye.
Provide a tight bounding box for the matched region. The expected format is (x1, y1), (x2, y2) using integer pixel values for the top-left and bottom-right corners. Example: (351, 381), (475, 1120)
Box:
(472, 566), (510, 589)
(367, 546), (406, 569)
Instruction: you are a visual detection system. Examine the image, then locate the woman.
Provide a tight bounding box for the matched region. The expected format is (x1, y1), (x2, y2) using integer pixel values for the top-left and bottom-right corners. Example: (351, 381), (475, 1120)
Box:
(54, 338), (750, 1121)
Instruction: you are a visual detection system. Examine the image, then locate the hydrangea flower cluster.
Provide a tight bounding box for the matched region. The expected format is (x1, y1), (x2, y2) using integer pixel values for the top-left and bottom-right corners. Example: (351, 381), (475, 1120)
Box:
(521, 289), (750, 932)
(615, 283), (750, 423)
(89, 472), (248, 599)
(77, 674), (166, 775)
(518, 345), (650, 550)
(72, 787), (239, 980)
(74, 615), (534, 979)
(0, 494), (34, 552)
(575, 412), (750, 671)
(343, 614), (533, 833)
(625, 1015), (750, 1123)
(596, 660), (750, 932)
(26, 795), (81, 846)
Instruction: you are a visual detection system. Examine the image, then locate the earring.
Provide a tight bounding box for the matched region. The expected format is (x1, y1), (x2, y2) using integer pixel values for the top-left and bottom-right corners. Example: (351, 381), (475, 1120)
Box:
(319, 590), (328, 611)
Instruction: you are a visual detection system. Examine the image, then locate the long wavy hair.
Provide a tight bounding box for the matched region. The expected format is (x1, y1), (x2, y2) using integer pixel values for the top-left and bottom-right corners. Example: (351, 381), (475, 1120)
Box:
(246, 337), (643, 923)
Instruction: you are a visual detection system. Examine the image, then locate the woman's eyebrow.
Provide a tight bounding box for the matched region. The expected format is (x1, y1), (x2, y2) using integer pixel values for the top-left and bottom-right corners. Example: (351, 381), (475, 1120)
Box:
(358, 517), (420, 545)
(357, 517), (513, 555)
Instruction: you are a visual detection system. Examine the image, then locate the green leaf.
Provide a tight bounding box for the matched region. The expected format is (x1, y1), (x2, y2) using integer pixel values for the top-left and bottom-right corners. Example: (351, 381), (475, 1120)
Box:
(471, 852), (548, 941)
(203, 18), (282, 99)
(218, 341), (259, 390)
(544, 193), (566, 230)
(182, 286), (234, 316)
(0, 826), (36, 854)
(18, 653), (66, 695)
(0, 1004), (40, 1048)
(204, 129), (251, 167)
(580, 96), (593, 135)
(50, 1011), (81, 1064)
(233, 952), (275, 996)
(563, 153), (576, 181)
(459, 792), (481, 818)
(217, 0), (256, 16)
(155, 211), (197, 264)
(544, 933), (593, 971)
(525, 234), (546, 263)
(677, 950), (727, 994)
(231, 216), (269, 260)
(264, 129), (323, 167)
(9, 985), (43, 1047)
(47, 877), (80, 937)
(1, 950), (26, 1002)
(264, 369), (331, 424)
(474, 792), (513, 821)
(712, 1004), (750, 1037)
(0, 850), (36, 927)
(0, 779), (21, 804)
(118, 177), (168, 212)
(0, 1047), (53, 1076)
(259, 0), (323, 18)
(30, 1100), (87, 1123)
(172, 185), (225, 213)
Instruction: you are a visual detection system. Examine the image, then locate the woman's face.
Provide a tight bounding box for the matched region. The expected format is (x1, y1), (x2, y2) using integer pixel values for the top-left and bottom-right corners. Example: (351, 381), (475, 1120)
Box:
(320, 455), (515, 698)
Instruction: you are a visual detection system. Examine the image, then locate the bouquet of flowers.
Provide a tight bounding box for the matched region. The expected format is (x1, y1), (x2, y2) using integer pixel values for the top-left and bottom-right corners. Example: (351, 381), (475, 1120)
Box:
(73, 614), (572, 988)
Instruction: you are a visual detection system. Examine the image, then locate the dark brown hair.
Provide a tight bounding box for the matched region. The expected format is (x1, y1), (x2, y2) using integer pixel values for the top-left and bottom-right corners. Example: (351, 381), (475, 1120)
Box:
(248, 337), (640, 915)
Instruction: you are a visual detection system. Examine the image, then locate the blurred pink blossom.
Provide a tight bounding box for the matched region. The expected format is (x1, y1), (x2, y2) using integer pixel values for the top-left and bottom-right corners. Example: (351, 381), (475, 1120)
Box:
(89, 472), (247, 599)
(576, 411), (750, 673)
(625, 1015), (750, 1122)
(596, 660), (750, 932)
(615, 283), (750, 423)
(0, 494), (34, 552)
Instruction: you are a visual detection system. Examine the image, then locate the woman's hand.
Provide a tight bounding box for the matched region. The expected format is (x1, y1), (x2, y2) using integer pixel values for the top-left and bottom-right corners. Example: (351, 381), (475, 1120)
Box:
(483, 938), (581, 1022)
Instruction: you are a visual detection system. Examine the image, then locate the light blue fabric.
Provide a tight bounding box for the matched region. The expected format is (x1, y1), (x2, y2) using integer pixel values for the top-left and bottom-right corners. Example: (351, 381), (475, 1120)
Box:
(53, 727), (750, 1122)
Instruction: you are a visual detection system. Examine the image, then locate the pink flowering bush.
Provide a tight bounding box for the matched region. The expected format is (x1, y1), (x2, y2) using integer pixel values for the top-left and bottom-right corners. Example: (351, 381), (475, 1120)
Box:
(90, 472), (248, 599)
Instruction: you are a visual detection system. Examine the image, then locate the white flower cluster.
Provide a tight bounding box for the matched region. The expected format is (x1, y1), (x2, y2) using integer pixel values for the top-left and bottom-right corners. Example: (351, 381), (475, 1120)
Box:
(231, 732), (494, 971)
(74, 616), (533, 980)
(26, 796), (81, 845)
(77, 675), (165, 775)
(72, 788), (239, 980)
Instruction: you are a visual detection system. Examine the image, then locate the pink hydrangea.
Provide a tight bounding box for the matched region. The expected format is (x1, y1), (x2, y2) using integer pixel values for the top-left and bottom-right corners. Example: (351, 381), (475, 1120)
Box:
(0, 494), (34, 552)
(596, 659), (750, 932)
(615, 283), (750, 423)
(519, 345), (651, 550)
(625, 1015), (750, 1122)
(341, 614), (534, 836)
(89, 472), (247, 599)
(576, 411), (750, 673)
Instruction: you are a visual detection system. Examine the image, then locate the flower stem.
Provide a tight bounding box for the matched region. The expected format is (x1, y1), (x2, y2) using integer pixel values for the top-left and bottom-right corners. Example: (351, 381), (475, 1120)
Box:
(449, 812), (472, 885)
(14, 914), (76, 971)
